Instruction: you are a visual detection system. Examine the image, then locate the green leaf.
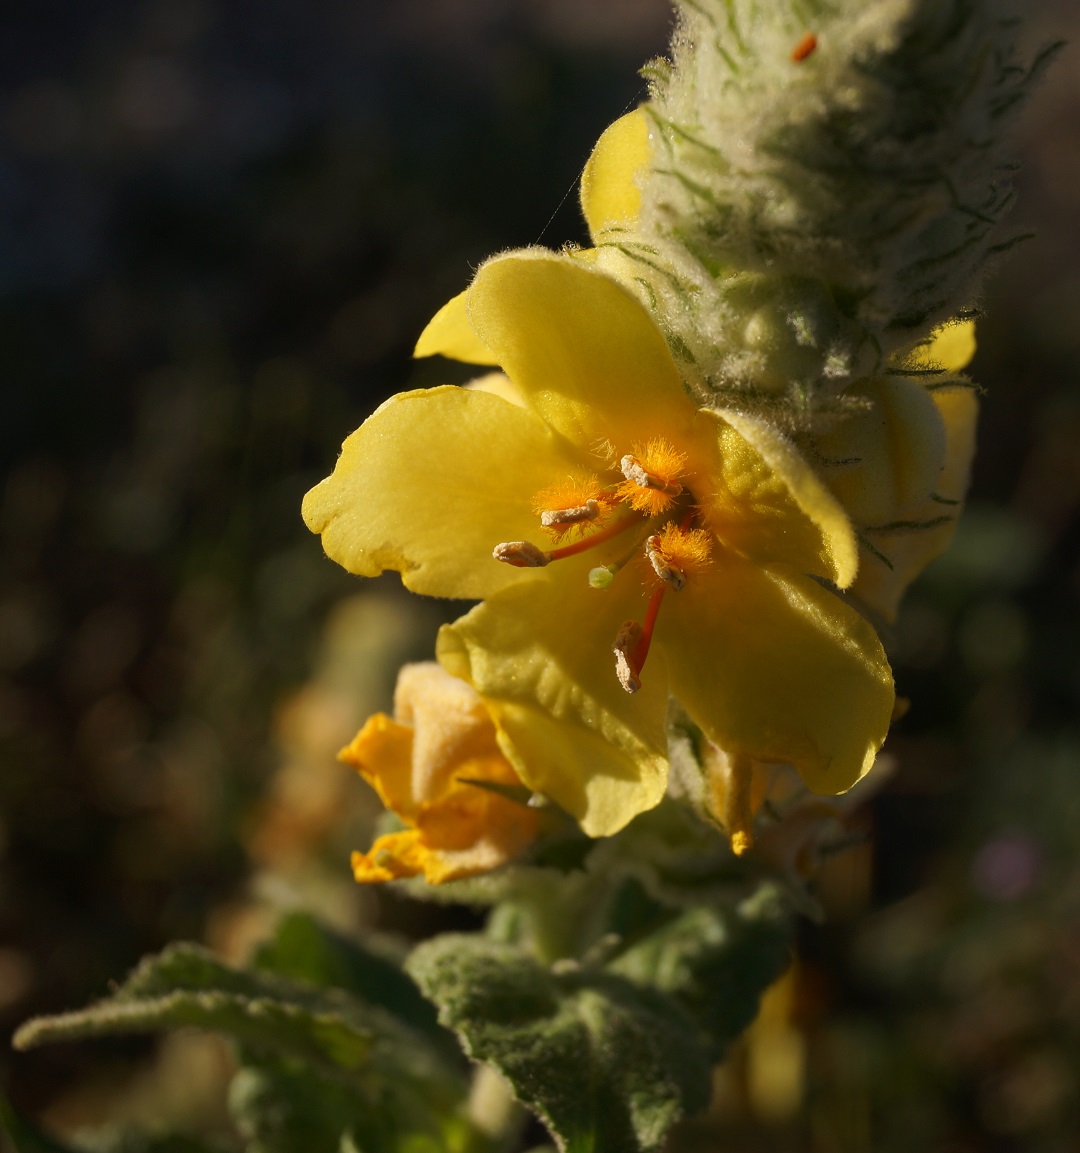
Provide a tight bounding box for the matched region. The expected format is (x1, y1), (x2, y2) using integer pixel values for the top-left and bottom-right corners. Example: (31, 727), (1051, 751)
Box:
(407, 936), (712, 1153)
(228, 1060), (380, 1153)
(607, 885), (793, 1060)
(12, 943), (461, 1107)
(229, 1058), (473, 1153)
(13, 945), (374, 1079)
(11, 945), (472, 1153)
(252, 913), (450, 1052)
(11, 942), (474, 1153)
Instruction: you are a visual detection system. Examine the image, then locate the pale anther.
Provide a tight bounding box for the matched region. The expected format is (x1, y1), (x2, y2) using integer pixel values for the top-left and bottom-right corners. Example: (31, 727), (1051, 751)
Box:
(619, 454), (683, 497)
(493, 541), (550, 567)
(645, 534), (686, 590)
(612, 620), (643, 694)
(540, 498), (601, 528)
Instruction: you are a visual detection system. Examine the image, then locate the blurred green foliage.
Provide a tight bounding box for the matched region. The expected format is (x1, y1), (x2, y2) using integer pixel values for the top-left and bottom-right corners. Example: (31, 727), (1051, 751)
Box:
(0, 0), (668, 1121)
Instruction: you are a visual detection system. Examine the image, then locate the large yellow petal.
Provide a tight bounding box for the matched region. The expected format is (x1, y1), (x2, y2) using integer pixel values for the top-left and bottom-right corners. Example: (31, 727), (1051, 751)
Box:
(437, 569), (670, 837)
(302, 385), (584, 599)
(853, 386), (979, 621)
(709, 409), (860, 587)
(661, 558), (894, 795)
(813, 377), (948, 528)
(466, 249), (697, 454)
(580, 109), (651, 241)
(413, 290), (500, 365)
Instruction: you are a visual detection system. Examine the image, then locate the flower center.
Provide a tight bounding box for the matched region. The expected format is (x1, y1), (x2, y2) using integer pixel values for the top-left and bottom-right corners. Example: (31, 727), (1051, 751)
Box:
(493, 438), (712, 694)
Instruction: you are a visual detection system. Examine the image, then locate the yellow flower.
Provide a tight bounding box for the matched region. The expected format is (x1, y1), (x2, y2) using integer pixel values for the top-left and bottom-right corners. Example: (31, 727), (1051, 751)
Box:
(576, 109), (981, 626)
(341, 663), (542, 884)
(304, 247), (894, 837)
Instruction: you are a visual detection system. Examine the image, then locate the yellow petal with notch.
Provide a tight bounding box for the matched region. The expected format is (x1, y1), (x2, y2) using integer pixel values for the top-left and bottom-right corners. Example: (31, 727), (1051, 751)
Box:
(303, 385), (584, 599)
(467, 249), (695, 452)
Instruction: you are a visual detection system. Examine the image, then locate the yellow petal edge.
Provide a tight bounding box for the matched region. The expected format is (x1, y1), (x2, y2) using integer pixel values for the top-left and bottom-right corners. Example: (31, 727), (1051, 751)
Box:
(414, 289), (500, 366)
(580, 108), (651, 240)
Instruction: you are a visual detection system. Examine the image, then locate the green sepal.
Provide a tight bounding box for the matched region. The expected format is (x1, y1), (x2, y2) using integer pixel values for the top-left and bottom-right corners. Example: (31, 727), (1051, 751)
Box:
(630, 0), (1061, 427)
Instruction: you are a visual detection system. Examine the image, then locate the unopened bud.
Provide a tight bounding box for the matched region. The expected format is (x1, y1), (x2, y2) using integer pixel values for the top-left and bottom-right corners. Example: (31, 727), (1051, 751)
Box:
(589, 565), (615, 589)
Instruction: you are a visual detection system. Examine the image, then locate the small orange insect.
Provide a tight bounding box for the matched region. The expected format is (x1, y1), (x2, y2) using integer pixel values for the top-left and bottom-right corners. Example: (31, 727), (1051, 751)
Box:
(791, 32), (818, 62)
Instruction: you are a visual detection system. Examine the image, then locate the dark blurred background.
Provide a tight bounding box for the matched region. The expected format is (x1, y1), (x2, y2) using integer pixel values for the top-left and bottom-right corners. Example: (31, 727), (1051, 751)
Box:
(1, 1), (1079, 1149)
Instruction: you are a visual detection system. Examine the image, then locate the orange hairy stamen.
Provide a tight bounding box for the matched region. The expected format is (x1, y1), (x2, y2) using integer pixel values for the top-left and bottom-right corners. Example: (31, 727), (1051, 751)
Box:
(645, 524), (713, 590)
(613, 585), (666, 694)
(616, 438), (688, 517)
(532, 473), (610, 539)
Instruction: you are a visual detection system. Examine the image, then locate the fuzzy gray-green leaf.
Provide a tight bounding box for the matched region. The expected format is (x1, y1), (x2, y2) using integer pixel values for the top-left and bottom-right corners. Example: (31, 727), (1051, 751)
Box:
(12, 943), (460, 1107)
(607, 886), (793, 1059)
(407, 935), (712, 1153)
(252, 912), (451, 1053)
(13, 946), (375, 1078)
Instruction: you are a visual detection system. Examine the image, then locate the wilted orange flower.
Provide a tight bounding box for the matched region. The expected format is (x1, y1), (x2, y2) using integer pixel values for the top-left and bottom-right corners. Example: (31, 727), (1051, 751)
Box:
(342, 663), (543, 884)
